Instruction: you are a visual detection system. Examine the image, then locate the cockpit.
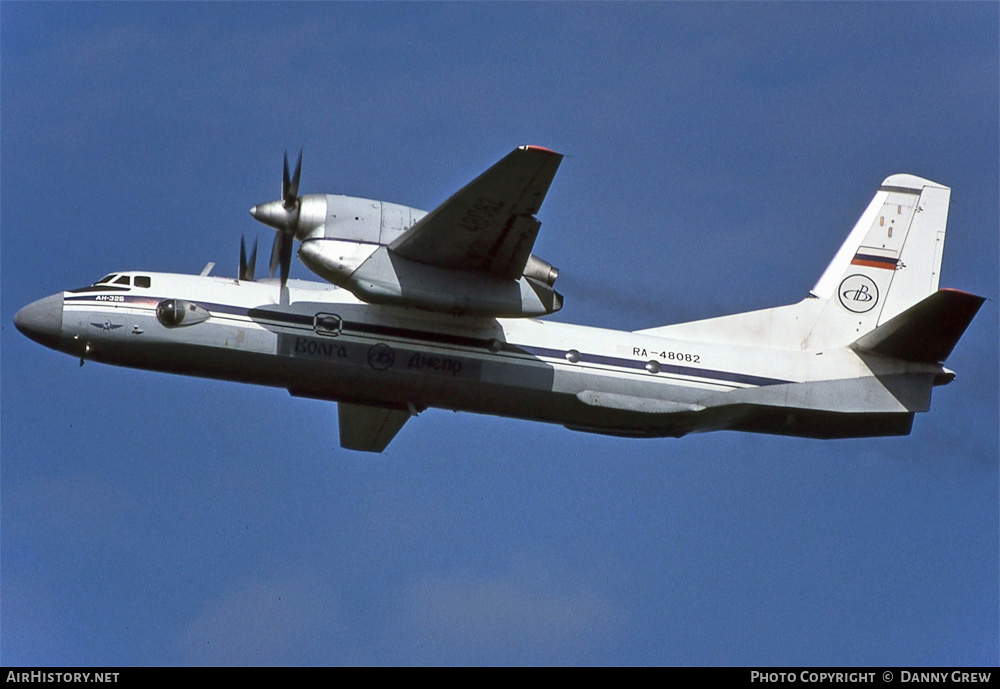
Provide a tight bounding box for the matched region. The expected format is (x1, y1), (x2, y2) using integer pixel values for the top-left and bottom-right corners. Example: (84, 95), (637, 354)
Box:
(70, 272), (154, 295)
(93, 273), (152, 288)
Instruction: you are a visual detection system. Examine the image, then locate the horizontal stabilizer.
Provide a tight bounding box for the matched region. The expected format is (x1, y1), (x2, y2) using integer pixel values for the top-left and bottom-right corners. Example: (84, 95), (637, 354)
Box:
(338, 402), (411, 453)
(852, 289), (985, 363)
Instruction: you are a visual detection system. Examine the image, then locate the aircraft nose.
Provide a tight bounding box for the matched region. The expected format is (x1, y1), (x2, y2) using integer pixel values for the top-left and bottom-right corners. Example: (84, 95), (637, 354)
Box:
(14, 293), (64, 349)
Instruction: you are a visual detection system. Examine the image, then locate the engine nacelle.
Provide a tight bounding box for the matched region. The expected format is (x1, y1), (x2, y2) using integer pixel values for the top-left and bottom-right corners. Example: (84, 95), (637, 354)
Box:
(299, 243), (562, 317)
(266, 193), (561, 317)
(294, 195), (427, 246)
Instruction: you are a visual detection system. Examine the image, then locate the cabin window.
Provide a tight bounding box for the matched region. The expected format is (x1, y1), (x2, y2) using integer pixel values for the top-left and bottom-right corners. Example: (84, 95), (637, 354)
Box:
(134, 276), (151, 288)
(114, 275), (131, 286)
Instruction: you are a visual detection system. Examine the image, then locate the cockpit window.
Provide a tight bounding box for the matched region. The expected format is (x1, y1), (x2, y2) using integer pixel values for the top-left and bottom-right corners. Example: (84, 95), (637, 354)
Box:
(96, 274), (116, 284)
(134, 276), (151, 288)
(114, 275), (131, 286)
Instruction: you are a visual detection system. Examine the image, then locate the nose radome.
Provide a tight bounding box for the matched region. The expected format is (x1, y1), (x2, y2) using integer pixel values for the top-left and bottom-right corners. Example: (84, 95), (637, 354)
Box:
(14, 293), (64, 349)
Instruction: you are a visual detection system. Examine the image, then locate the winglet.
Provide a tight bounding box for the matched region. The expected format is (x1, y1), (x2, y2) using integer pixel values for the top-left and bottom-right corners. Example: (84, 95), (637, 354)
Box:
(852, 288), (985, 363)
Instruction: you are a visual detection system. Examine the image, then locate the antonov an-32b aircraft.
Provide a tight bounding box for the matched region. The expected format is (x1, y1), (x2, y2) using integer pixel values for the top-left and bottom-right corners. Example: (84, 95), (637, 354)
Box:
(15, 146), (984, 452)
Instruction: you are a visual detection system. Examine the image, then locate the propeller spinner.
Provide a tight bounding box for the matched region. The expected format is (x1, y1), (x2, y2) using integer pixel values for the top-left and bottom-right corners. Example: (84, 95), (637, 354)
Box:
(250, 151), (303, 287)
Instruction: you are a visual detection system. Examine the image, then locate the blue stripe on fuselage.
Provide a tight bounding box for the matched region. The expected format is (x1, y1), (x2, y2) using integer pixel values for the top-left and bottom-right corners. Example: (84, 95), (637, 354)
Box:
(64, 293), (790, 388)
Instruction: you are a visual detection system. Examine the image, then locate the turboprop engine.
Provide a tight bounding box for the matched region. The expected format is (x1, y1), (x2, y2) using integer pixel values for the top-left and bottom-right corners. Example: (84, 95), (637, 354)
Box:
(250, 152), (563, 317)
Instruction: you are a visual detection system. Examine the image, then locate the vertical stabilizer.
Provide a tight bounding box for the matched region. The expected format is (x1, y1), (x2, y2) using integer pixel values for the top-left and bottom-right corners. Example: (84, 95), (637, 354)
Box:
(805, 174), (951, 349)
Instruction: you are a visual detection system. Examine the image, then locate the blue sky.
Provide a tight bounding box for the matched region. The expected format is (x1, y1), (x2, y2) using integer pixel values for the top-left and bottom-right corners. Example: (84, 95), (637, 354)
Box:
(2, 2), (997, 666)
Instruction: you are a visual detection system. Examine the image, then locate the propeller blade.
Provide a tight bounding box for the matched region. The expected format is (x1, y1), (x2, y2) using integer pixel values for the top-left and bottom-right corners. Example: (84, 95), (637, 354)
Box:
(269, 233), (293, 287)
(282, 153), (289, 202)
(282, 150), (302, 210)
(240, 235), (257, 282)
(248, 237), (258, 281)
(269, 233), (283, 278)
(279, 232), (293, 288)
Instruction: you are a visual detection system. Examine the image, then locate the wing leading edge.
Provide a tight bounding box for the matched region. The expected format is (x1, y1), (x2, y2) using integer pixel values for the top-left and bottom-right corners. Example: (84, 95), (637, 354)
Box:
(389, 145), (563, 280)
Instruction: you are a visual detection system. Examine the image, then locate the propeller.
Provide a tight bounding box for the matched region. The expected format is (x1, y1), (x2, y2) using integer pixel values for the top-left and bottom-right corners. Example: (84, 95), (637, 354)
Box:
(269, 228), (294, 288)
(239, 234), (257, 281)
(250, 150), (302, 288)
(282, 150), (302, 208)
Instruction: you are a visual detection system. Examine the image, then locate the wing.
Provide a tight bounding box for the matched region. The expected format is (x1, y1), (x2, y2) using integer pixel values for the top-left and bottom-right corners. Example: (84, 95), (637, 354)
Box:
(338, 402), (411, 452)
(388, 145), (563, 280)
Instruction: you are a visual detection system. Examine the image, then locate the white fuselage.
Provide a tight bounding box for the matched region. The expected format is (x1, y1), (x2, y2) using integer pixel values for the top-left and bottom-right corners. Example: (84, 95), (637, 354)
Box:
(23, 270), (940, 441)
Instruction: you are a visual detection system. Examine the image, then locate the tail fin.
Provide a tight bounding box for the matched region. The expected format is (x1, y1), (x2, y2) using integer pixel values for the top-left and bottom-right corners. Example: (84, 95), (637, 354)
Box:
(805, 174), (952, 349)
(852, 288), (985, 363)
(635, 174), (967, 353)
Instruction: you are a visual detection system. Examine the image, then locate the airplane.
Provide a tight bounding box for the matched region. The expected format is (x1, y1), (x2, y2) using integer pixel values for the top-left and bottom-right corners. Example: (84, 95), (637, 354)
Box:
(14, 146), (985, 452)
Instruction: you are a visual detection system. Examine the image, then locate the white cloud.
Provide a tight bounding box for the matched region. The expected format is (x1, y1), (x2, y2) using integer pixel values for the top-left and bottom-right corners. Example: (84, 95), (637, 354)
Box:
(177, 570), (347, 666)
(401, 554), (624, 657)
